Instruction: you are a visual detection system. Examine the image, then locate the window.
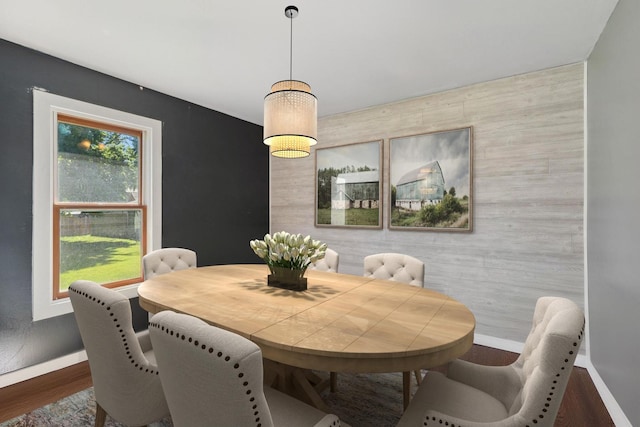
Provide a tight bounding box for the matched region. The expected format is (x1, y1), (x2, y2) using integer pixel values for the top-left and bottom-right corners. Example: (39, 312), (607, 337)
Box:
(33, 90), (162, 321)
(54, 115), (146, 299)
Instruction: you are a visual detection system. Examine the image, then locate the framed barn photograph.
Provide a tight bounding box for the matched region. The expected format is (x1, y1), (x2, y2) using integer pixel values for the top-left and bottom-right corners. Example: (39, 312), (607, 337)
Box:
(389, 127), (473, 232)
(315, 140), (383, 228)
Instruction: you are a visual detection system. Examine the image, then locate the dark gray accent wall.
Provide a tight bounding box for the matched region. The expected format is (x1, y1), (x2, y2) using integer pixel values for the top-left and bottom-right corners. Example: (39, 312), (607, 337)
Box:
(587, 0), (639, 424)
(0, 39), (268, 375)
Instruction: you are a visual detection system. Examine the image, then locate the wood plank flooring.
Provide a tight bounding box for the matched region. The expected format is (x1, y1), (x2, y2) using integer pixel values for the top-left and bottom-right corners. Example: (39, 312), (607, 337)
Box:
(0, 361), (92, 423)
(450, 345), (614, 426)
(0, 345), (614, 425)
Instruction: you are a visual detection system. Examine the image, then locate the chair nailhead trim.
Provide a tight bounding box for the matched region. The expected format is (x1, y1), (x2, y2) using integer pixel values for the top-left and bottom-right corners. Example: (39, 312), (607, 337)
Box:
(524, 320), (585, 427)
(423, 321), (585, 427)
(149, 320), (265, 427)
(422, 416), (457, 426)
(69, 286), (159, 376)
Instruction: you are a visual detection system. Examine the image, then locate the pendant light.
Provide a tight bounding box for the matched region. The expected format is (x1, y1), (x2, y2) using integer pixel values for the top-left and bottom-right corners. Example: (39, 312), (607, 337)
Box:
(263, 5), (317, 159)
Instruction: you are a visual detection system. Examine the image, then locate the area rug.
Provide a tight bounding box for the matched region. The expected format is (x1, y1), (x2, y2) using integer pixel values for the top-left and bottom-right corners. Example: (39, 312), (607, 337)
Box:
(1, 371), (417, 427)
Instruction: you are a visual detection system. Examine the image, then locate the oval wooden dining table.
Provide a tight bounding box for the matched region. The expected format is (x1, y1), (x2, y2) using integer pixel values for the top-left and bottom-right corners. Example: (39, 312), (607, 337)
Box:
(137, 264), (475, 411)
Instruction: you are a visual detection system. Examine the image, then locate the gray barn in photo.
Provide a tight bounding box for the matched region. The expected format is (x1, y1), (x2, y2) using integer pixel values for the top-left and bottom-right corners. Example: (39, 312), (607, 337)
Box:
(395, 160), (445, 211)
(331, 170), (379, 209)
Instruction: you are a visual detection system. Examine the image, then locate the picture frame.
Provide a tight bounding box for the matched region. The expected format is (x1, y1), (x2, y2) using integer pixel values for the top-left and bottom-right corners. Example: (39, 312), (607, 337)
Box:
(389, 127), (473, 232)
(315, 140), (383, 228)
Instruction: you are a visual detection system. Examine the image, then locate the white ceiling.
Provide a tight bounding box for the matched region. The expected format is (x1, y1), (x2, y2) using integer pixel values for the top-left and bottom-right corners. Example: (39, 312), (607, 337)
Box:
(0, 0), (618, 125)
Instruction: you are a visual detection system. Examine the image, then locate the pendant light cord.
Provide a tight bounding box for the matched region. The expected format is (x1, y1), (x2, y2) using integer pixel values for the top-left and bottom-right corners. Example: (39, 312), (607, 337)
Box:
(289, 12), (293, 81)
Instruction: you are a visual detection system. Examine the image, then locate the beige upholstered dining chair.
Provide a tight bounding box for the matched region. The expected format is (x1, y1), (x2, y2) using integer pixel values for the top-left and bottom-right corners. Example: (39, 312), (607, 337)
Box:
(397, 296), (585, 427)
(68, 280), (170, 427)
(308, 248), (339, 273)
(363, 252), (424, 287)
(142, 247), (197, 279)
(149, 310), (341, 427)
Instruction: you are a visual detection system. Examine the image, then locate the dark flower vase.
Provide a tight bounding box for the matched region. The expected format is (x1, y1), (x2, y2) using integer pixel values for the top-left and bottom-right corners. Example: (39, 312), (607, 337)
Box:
(267, 266), (308, 291)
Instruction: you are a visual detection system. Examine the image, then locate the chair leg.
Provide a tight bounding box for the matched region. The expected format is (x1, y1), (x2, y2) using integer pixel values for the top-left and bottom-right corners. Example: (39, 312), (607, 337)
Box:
(402, 371), (411, 410)
(95, 403), (107, 427)
(414, 369), (423, 385)
(330, 371), (338, 392)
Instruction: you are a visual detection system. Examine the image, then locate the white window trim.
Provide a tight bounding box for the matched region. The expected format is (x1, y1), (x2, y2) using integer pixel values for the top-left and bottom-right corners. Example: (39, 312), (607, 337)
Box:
(32, 89), (162, 321)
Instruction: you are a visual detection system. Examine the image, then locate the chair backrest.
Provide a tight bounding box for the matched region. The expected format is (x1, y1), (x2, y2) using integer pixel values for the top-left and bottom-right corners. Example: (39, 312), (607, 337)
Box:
(143, 247), (197, 279)
(149, 310), (275, 427)
(68, 280), (168, 426)
(508, 297), (585, 424)
(363, 252), (424, 286)
(308, 248), (339, 273)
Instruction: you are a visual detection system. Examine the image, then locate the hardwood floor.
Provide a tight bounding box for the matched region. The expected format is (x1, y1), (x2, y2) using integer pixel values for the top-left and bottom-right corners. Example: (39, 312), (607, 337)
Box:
(453, 345), (615, 426)
(0, 345), (614, 425)
(0, 361), (92, 423)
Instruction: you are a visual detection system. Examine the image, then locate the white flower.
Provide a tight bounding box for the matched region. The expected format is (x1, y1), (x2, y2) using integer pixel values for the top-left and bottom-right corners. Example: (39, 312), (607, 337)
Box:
(250, 231), (327, 271)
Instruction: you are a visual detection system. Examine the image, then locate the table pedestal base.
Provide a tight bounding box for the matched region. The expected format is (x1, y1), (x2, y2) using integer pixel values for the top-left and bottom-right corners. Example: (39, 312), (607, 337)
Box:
(265, 359), (423, 412)
(264, 359), (331, 412)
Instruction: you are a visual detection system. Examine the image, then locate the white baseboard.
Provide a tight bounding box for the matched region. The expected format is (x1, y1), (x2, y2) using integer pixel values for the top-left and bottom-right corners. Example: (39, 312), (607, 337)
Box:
(0, 333), (588, 388)
(0, 334), (523, 388)
(0, 333), (629, 426)
(474, 333), (588, 368)
(0, 350), (87, 388)
(474, 333), (525, 354)
(475, 334), (632, 424)
(0, 330), (151, 388)
(585, 360), (633, 427)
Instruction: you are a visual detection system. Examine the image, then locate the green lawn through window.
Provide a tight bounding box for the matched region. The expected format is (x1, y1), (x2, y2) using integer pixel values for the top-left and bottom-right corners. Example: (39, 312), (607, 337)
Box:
(59, 235), (141, 291)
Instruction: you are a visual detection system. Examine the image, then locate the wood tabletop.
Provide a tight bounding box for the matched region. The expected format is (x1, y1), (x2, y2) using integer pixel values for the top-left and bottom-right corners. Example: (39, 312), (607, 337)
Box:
(138, 264), (475, 373)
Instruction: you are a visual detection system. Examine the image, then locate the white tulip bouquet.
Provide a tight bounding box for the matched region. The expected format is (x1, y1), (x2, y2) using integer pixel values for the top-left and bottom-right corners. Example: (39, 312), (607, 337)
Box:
(250, 231), (327, 274)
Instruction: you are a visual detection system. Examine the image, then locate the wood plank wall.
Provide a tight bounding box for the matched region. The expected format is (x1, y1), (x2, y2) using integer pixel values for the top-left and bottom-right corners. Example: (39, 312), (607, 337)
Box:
(270, 63), (584, 343)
